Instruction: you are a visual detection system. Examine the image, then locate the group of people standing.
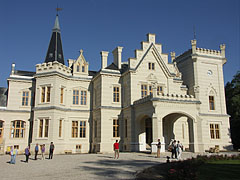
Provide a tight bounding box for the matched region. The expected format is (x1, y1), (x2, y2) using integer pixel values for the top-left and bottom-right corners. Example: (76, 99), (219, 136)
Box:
(24, 142), (55, 163)
(169, 140), (183, 159)
(9, 142), (55, 164)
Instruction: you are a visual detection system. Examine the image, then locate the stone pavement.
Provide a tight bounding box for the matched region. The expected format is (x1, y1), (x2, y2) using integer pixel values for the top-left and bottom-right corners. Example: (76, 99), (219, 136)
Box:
(0, 152), (231, 180)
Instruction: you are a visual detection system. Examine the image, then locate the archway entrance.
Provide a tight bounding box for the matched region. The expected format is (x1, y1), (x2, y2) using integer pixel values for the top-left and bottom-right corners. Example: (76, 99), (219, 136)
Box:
(163, 113), (194, 152)
(145, 118), (152, 148)
(137, 116), (153, 151)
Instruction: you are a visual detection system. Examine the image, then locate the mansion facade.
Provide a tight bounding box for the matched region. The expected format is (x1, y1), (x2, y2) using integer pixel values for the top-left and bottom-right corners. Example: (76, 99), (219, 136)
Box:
(0, 15), (231, 154)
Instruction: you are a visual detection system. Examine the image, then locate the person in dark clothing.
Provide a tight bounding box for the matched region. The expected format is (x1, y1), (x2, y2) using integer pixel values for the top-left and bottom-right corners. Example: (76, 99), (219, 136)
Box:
(49, 142), (55, 159)
(171, 140), (177, 159)
(25, 146), (30, 163)
(35, 143), (39, 160)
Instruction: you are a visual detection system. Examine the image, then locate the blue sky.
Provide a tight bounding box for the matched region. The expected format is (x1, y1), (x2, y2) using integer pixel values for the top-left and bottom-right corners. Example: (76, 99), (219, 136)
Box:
(0, 0), (239, 87)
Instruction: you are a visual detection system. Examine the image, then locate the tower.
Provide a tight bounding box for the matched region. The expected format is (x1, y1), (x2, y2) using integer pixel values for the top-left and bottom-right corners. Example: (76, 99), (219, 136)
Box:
(45, 15), (65, 65)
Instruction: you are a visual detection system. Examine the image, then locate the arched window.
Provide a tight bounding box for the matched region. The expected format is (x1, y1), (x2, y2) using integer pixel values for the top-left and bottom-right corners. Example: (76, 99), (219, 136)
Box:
(209, 90), (215, 110)
(11, 120), (25, 138)
(0, 120), (4, 138)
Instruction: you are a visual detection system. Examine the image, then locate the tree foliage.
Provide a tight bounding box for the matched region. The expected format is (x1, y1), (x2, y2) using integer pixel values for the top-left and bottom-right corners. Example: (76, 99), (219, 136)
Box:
(225, 71), (240, 149)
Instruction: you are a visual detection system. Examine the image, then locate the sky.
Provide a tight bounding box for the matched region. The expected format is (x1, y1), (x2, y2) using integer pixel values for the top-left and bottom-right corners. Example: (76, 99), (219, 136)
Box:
(0, 0), (239, 87)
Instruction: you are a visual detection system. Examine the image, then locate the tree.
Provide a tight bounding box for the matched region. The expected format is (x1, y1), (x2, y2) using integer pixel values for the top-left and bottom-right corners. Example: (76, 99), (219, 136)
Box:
(225, 71), (240, 149)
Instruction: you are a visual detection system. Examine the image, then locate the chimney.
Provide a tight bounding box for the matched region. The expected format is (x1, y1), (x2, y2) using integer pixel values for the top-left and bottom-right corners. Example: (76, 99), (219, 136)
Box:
(11, 63), (15, 75)
(100, 51), (109, 69)
(112, 46), (123, 69)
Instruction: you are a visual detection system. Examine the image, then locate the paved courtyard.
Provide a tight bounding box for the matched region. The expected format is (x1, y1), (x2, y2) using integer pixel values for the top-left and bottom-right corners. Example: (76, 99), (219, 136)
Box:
(0, 152), (233, 180)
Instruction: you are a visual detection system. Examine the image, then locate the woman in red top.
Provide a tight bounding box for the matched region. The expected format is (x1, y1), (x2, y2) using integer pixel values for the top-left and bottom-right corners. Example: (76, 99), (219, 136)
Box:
(113, 140), (119, 159)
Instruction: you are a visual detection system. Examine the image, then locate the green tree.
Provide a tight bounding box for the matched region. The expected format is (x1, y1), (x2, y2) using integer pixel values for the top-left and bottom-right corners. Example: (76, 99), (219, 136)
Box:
(225, 71), (240, 149)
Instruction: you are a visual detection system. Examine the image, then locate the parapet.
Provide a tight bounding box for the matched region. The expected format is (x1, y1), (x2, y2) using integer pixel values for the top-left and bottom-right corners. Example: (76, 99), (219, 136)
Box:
(36, 61), (72, 76)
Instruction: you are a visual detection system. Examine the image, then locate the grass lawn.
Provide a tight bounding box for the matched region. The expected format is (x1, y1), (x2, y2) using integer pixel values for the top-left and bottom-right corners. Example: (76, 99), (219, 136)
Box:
(197, 160), (240, 180)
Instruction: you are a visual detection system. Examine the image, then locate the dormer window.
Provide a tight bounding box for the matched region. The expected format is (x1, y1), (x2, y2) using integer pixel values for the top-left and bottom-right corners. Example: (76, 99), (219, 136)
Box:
(58, 54), (62, 59)
(82, 65), (85, 72)
(49, 53), (53, 58)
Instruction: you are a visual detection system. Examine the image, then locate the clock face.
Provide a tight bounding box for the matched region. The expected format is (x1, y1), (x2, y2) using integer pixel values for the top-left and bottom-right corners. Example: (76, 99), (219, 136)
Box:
(207, 70), (213, 76)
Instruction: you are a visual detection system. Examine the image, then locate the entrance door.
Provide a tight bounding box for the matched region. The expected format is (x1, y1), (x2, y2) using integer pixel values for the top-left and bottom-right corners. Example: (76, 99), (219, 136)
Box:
(145, 118), (152, 148)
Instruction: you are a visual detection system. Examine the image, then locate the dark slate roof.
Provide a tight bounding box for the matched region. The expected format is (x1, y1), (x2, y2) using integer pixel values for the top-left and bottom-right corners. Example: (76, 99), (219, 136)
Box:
(45, 15), (65, 65)
(0, 87), (7, 107)
(106, 63), (118, 70)
(14, 70), (35, 77)
(89, 70), (97, 76)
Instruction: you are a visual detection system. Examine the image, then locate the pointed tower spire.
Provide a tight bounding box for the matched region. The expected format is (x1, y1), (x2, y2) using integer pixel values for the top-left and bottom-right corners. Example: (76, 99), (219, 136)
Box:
(45, 15), (64, 65)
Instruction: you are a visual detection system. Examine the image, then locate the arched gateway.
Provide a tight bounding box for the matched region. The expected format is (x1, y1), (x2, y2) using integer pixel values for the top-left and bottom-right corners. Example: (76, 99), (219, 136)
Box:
(163, 113), (195, 152)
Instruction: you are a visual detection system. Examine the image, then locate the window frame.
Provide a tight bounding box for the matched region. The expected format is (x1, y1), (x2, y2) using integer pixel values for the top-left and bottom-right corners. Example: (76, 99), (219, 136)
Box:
(22, 91), (29, 106)
(0, 121), (4, 139)
(210, 123), (220, 139)
(141, 84), (148, 98)
(209, 96), (215, 110)
(10, 120), (25, 138)
(113, 86), (120, 102)
(113, 119), (119, 138)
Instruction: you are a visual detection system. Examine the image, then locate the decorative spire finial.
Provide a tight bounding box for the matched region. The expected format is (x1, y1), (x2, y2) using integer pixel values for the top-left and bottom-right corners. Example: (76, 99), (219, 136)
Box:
(193, 25), (196, 40)
(56, 5), (62, 16)
(79, 49), (83, 54)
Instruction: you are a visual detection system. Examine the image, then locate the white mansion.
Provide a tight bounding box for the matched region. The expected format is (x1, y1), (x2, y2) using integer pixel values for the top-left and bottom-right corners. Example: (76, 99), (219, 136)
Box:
(0, 15), (231, 154)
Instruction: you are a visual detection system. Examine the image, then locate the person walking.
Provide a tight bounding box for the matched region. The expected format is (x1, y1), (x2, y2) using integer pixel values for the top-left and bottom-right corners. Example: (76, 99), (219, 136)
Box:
(171, 140), (177, 159)
(10, 146), (18, 164)
(113, 140), (119, 159)
(35, 143), (39, 160)
(177, 141), (183, 160)
(25, 146), (30, 163)
(41, 144), (45, 160)
(156, 139), (161, 158)
(49, 142), (55, 159)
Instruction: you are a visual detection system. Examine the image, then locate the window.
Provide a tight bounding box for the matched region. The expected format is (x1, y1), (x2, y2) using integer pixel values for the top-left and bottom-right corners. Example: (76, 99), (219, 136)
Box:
(125, 119), (128, 138)
(141, 85), (148, 98)
(210, 124), (220, 139)
(80, 121), (86, 138)
(77, 65), (80, 72)
(81, 91), (87, 105)
(60, 88), (64, 104)
(76, 144), (81, 150)
(14, 145), (19, 149)
(72, 121), (78, 138)
(149, 85), (152, 95)
(148, 62), (155, 70)
(113, 87), (120, 102)
(38, 119), (49, 138)
(113, 119), (119, 137)
(44, 119), (49, 137)
(209, 96), (215, 110)
(22, 91), (29, 106)
(73, 90), (79, 105)
(59, 120), (62, 138)
(39, 120), (43, 138)
(47, 87), (51, 102)
(82, 65), (85, 72)
(41, 87), (45, 103)
(41, 86), (51, 103)
(11, 120), (25, 138)
(0, 121), (3, 138)
(157, 86), (163, 95)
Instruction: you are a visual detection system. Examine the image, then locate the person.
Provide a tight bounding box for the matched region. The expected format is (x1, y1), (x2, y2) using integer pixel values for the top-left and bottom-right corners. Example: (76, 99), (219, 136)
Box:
(35, 143), (39, 160)
(10, 146), (18, 164)
(113, 140), (119, 159)
(49, 142), (55, 159)
(25, 146), (30, 163)
(171, 140), (177, 159)
(177, 141), (183, 160)
(41, 144), (45, 160)
(156, 139), (161, 158)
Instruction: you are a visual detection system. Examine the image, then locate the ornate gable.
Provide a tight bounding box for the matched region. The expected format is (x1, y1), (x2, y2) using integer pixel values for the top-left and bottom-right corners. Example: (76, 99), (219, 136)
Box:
(72, 50), (89, 77)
